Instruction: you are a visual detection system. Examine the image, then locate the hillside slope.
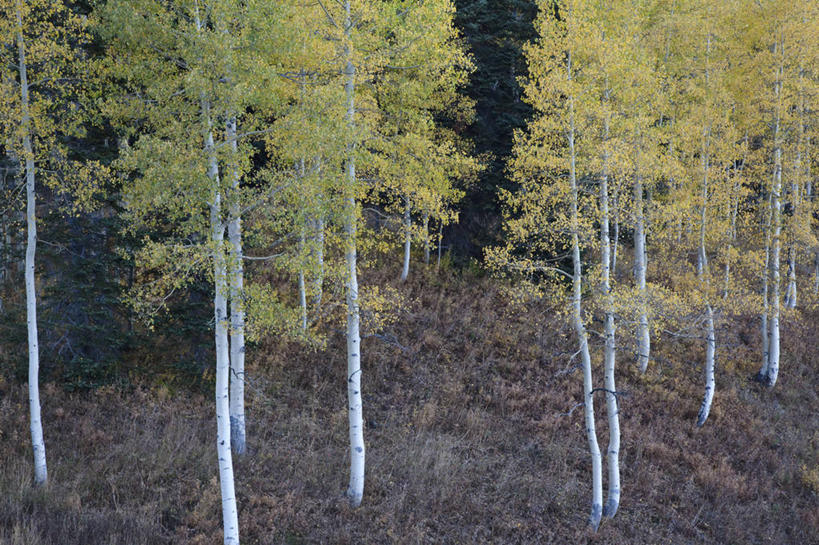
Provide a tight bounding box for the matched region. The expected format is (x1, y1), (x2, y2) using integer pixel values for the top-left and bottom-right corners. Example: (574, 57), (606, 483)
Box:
(1, 269), (817, 544)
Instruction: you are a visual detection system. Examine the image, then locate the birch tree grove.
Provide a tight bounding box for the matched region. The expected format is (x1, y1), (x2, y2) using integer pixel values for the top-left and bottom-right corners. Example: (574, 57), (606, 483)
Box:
(4, 0), (819, 541)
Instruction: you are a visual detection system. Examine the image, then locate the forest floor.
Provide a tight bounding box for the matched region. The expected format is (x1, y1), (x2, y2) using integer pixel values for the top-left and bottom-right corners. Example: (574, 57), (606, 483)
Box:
(0, 267), (817, 544)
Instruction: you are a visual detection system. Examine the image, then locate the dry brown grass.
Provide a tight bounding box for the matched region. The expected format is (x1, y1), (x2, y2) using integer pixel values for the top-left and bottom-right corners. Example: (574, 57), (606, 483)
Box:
(1, 268), (817, 544)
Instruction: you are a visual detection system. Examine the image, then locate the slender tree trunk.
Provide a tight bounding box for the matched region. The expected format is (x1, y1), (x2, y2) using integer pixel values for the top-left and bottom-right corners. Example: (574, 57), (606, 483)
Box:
(758, 190), (773, 381)
(567, 53), (602, 532)
(298, 228), (308, 331)
(226, 117), (246, 457)
(697, 305), (716, 426)
(696, 123), (716, 427)
(206, 128), (240, 545)
(599, 99), (619, 519)
(196, 10), (239, 543)
(422, 211), (430, 265)
(634, 172), (650, 373)
(313, 213), (325, 308)
(766, 47), (784, 388)
(768, 143), (782, 387)
(437, 220), (443, 269)
(16, 4), (46, 486)
(343, 2), (365, 507)
(401, 193), (411, 282)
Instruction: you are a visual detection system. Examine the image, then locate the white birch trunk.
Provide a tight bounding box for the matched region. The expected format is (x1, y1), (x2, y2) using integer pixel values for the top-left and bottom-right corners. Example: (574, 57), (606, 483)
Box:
(16, 4), (47, 486)
(298, 228), (308, 331)
(697, 304), (716, 427)
(196, 11), (239, 543)
(313, 214), (325, 309)
(343, 3), (365, 507)
(207, 128), (240, 545)
(696, 121), (716, 427)
(599, 101), (619, 519)
(766, 47), (784, 388)
(567, 53), (602, 532)
(226, 117), (246, 457)
(768, 145), (782, 388)
(401, 194), (411, 282)
(758, 190), (773, 381)
(634, 174), (650, 373)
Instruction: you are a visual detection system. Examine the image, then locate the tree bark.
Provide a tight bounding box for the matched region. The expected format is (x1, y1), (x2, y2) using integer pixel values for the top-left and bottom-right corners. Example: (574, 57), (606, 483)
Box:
(206, 126), (240, 545)
(196, 10), (239, 542)
(226, 117), (247, 457)
(567, 53), (602, 532)
(16, 2), (47, 486)
(634, 172), (650, 373)
(766, 46), (784, 388)
(343, 1), (365, 507)
(599, 99), (619, 519)
(401, 193), (411, 282)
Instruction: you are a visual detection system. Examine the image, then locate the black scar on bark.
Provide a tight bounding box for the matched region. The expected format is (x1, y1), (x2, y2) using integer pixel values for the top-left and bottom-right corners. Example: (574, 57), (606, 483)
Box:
(589, 503), (603, 532)
(603, 498), (619, 519)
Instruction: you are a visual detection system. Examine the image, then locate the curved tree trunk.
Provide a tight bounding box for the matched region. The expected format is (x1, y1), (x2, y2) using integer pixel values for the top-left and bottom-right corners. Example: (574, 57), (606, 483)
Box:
(343, 2), (365, 507)
(567, 54), (602, 532)
(16, 4), (47, 486)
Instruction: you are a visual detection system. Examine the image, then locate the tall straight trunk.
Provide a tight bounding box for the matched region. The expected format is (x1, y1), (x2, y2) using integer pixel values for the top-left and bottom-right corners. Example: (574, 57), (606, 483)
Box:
(567, 53), (602, 532)
(422, 211), (430, 265)
(312, 213), (325, 308)
(599, 98), (620, 519)
(634, 172), (650, 373)
(758, 190), (773, 380)
(16, 3), (47, 486)
(401, 193), (411, 282)
(343, 2), (365, 507)
(226, 117), (246, 457)
(196, 11), (239, 544)
(297, 159), (308, 331)
(766, 44), (784, 388)
(207, 128), (240, 545)
(298, 228), (308, 331)
(768, 145), (782, 387)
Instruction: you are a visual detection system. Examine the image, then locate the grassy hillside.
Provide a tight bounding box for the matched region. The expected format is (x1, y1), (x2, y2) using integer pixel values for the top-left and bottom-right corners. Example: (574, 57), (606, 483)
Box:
(1, 269), (817, 544)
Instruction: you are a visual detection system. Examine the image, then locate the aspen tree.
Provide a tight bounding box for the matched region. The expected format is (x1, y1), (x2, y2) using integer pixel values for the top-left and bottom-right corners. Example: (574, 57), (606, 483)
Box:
(489, 0), (618, 529)
(0, 0), (89, 486)
(95, 1), (280, 540)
